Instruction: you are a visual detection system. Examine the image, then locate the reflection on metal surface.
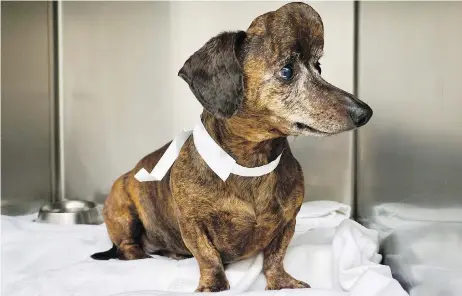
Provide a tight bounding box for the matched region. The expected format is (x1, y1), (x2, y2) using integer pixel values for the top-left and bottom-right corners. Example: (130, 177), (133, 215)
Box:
(357, 2), (462, 295)
(1, 1), (53, 215)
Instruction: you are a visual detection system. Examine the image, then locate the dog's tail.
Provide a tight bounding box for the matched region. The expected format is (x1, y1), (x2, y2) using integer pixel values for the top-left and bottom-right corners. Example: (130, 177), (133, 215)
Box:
(91, 244), (118, 260)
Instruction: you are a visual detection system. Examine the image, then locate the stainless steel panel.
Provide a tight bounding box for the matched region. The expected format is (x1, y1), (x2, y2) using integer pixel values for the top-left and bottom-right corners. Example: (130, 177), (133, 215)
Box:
(61, 1), (174, 203)
(357, 2), (462, 294)
(1, 1), (53, 215)
(61, 1), (356, 205)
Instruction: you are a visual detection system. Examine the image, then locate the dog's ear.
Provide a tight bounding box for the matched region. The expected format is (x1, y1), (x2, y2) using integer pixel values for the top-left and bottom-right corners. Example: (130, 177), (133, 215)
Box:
(178, 31), (246, 118)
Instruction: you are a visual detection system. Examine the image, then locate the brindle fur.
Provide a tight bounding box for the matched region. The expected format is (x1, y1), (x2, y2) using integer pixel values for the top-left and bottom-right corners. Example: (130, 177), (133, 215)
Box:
(93, 2), (373, 292)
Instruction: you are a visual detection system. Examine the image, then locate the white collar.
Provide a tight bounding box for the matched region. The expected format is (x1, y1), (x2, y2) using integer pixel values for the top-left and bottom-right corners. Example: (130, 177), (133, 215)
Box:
(134, 119), (283, 182)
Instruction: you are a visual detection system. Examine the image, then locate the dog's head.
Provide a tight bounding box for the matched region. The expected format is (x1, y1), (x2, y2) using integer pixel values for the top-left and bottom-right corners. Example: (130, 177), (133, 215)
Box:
(179, 2), (372, 139)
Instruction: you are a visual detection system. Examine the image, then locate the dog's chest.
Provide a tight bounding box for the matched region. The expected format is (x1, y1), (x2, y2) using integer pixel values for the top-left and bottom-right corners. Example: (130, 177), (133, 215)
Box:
(209, 176), (299, 262)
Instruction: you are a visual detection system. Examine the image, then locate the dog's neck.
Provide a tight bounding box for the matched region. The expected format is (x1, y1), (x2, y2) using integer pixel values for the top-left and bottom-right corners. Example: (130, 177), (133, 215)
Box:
(200, 112), (285, 168)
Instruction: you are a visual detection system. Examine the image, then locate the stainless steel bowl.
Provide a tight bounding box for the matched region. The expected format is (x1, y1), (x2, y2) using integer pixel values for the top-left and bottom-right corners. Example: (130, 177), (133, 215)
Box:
(37, 200), (102, 225)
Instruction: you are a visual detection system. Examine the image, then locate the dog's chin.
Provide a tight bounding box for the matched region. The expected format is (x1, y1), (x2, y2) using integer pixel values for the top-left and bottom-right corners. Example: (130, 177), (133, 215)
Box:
(293, 122), (332, 137)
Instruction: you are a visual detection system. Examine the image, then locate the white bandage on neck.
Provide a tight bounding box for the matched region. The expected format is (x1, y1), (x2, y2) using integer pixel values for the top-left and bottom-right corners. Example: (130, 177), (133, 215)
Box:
(134, 119), (282, 182)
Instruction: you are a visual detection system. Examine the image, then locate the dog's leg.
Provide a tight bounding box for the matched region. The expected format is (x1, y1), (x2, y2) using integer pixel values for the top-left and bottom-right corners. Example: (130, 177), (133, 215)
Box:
(103, 175), (151, 260)
(263, 220), (310, 290)
(179, 222), (229, 292)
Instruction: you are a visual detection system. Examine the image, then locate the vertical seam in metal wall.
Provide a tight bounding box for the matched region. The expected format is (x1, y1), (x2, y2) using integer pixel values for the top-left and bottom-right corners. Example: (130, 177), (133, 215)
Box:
(57, 0), (66, 202)
(49, 1), (64, 203)
(48, 1), (58, 204)
(352, 0), (360, 221)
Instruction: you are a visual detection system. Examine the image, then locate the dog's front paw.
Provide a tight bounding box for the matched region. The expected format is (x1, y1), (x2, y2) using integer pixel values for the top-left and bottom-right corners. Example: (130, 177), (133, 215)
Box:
(195, 272), (230, 292)
(195, 281), (230, 293)
(265, 271), (310, 290)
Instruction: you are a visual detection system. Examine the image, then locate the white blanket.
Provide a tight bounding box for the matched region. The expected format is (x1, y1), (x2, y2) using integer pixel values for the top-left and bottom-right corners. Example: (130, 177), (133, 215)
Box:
(368, 202), (462, 296)
(1, 201), (408, 296)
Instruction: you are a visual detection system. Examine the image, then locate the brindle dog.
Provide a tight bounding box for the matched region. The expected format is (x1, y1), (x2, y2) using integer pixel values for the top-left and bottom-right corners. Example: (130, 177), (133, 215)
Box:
(92, 2), (373, 292)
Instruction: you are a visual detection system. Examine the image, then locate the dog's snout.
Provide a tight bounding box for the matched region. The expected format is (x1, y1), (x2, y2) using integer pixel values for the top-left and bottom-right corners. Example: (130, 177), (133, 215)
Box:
(348, 105), (373, 127)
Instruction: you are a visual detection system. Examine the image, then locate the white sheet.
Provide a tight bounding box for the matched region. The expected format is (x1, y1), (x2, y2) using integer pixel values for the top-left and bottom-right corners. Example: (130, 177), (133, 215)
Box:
(1, 201), (408, 296)
(368, 202), (462, 296)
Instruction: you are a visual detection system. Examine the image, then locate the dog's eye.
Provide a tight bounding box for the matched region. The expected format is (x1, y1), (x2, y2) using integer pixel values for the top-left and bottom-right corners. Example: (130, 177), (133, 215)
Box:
(279, 64), (294, 81)
(315, 62), (321, 74)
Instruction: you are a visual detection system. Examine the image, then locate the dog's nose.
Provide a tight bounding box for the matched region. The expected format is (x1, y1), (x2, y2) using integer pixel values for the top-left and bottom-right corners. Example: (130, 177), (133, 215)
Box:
(349, 105), (373, 127)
